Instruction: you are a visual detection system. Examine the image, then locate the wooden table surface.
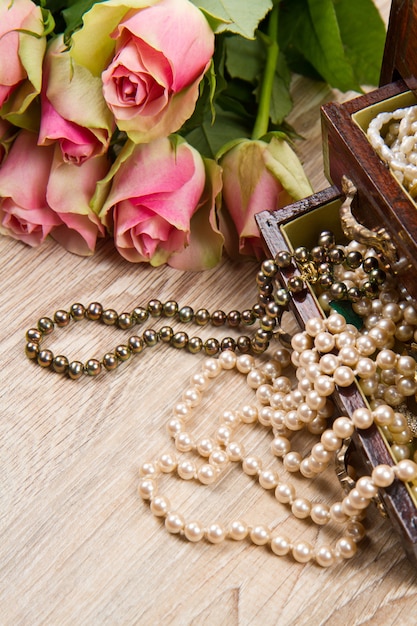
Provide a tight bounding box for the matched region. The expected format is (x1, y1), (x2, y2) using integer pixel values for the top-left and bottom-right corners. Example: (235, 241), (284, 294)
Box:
(3, 1), (417, 624)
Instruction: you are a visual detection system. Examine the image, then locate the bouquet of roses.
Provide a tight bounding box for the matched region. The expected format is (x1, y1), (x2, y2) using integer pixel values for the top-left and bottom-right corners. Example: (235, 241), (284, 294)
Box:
(0, 0), (385, 269)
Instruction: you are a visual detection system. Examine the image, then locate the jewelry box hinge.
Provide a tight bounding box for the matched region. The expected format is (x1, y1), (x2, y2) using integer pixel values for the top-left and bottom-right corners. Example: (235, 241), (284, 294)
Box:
(335, 438), (356, 494)
(335, 438), (388, 519)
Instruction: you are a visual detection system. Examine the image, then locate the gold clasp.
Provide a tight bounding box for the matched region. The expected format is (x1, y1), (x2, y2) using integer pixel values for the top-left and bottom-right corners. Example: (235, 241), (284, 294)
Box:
(298, 261), (319, 284)
(340, 175), (398, 265)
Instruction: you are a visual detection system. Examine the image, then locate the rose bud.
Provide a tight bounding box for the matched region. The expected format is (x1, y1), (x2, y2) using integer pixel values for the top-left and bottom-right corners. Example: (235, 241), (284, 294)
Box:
(219, 137), (313, 259)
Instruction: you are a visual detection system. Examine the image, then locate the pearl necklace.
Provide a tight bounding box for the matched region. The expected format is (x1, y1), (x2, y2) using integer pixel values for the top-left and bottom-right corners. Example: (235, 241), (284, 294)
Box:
(138, 320), (417, 567)
(367, 104), (417, 198)
(24, 300), (271, 379)
(24, 230), (398, 378)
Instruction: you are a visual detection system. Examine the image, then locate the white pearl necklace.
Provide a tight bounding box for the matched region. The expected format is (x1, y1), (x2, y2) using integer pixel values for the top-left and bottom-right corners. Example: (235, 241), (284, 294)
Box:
(138, 312), (417, 567)
(367, 104), (417, 197)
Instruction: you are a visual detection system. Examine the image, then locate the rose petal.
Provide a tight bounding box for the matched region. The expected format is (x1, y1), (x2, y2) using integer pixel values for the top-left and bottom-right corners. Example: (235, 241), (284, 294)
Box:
(0, 130), (54, 209)
(102, 40), (169, 118)
(0, 197), (60, 247)
(0, 32), (23, 93)
(39, 96), (101, 163)
(119, 0), (214, 91)
(0, 0), (46, 119)
(47, 148), (110, 216)
(39, 36), (113, 162)
(51, 211), (104, 255)
(70, 0), (162, 77)
(168, 159), (224, 270)
(113, 202), (181, 263)
(111, 75), (202, 143)
(264, 136), (313, 200)
(102, 138), (205, 230)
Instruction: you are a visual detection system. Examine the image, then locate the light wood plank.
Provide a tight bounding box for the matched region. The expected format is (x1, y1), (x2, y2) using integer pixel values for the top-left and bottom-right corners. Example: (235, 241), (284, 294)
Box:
(4, 2), (417, 625)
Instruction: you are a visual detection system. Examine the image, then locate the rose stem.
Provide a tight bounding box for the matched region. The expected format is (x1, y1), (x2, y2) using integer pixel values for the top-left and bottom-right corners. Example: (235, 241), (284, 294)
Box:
(251, 4), (279, 140)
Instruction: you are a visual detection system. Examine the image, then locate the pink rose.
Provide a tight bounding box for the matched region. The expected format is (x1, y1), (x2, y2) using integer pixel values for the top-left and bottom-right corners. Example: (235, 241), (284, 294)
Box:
(0, 130), (108, 254)
(0, 131), (60, 246)
(38, 36), (114, 164)
(0, 0), (46, 125)
(97, 137), (211, 266)
(219, 138), (313, 259)
(46, 146), (108, 255)
(71, 0), (214, 143)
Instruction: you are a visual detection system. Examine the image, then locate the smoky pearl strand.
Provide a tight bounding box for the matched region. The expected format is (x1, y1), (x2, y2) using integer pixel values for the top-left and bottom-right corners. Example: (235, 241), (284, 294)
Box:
(25, 230), (394, 380)
(25, 300), (272, 379)
(272, 233), (389, 307)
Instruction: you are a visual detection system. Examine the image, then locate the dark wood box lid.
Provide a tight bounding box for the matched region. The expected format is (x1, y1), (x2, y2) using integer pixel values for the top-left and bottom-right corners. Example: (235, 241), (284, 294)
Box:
(380, 0), (417, 91)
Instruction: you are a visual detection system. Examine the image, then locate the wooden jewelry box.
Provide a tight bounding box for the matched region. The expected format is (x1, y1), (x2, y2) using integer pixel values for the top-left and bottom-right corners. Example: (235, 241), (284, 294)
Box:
(256, 0), (417, 566)
(322, 0), (417, 301)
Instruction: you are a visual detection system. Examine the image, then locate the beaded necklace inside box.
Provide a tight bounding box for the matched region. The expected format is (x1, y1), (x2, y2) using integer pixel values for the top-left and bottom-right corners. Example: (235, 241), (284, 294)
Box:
(367, 104), (417, 198)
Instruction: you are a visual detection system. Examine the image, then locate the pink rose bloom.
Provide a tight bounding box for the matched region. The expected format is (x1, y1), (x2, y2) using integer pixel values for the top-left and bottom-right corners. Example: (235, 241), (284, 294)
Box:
(0, 0), (46, 124)
(71, 0), (214, 143)
(0, 130), (108, 254)
(97, 137), (208, 265)
(0, 131), (60, 246)
(219, 138), (313, 259)
(38, 36), (114, 164)
(46, 146), (108, 255)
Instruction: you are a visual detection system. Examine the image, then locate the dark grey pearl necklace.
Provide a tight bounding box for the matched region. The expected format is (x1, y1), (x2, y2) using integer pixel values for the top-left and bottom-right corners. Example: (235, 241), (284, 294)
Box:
(24, 229), (389, 379)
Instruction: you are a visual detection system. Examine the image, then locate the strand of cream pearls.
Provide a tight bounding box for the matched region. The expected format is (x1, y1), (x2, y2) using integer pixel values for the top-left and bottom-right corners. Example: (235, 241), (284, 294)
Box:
(139, 238), (417, 566)
(138, 342), (417, 566)
(138, 316), (417, 567)
(317, 239), (417, 455)
(367, 104), (417, 197)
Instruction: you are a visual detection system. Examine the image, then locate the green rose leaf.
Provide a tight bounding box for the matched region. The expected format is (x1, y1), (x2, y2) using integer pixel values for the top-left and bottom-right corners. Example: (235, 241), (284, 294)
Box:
(183, 107), (252, 158)
(334, 0), (386, 87)
(192, 0), (273, 38)
(253, 44), (292, 126)
(62, 0), (101, 35)
(268, 71), (293, 125)
(224, 34), (265, 82)
(278, 0), (385, 91)
(279, 0), (359, 92)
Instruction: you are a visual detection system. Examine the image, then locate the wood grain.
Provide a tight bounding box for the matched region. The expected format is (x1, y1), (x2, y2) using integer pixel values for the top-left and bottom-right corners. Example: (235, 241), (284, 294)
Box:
(3, 2), (417, 625)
